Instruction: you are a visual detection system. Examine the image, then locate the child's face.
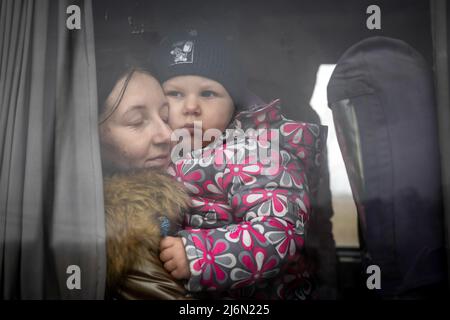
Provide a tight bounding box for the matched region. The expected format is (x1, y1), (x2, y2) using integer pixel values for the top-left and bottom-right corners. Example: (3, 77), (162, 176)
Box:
(163, 75), (235, 148)
(99, 72), (173, 171)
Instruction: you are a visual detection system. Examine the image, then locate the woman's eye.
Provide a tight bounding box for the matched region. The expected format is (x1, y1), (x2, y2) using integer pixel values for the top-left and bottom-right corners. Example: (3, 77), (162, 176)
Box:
(125, 116), (145, 127)
(201, 90), (218, 98)
(128, 119), (144, 126)
(166, 91), (183, 98)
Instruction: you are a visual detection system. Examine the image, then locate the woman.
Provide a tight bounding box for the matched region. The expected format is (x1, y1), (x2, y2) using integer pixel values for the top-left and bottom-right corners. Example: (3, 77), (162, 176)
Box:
(98, 65), (191, 299)
(99, 69), (172, 173)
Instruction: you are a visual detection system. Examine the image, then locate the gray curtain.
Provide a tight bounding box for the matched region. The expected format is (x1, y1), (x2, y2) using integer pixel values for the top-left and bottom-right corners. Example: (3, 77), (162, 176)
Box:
(0, 0), (105, 299)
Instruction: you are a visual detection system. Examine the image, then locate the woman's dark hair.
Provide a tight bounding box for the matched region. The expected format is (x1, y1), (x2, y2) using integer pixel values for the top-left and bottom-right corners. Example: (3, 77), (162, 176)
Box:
(96, 46), (138, 112)
(95, 22), (156, 119)
(96, 43), (158, 121)
(97, 67), (136, 124)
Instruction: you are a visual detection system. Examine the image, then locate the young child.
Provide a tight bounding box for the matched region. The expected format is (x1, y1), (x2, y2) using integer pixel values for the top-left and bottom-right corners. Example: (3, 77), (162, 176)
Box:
(156, 29), (328, 299)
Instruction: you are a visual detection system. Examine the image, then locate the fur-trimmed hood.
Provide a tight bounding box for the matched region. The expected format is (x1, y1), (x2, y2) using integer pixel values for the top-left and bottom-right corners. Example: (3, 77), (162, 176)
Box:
(103, 169), (190, 294)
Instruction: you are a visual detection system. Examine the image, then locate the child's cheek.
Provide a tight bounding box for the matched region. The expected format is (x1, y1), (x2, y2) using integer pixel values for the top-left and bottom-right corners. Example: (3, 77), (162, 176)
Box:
(169, 111), (183, 130)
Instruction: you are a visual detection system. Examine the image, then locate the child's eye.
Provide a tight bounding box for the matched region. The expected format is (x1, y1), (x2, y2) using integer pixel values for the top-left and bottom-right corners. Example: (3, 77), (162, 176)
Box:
(166, 91), (183, 98)
(201, 90), (218, 98)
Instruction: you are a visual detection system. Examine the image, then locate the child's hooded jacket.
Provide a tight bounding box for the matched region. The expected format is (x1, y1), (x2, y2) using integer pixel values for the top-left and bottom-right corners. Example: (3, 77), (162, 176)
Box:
(168, 100), (328, 299)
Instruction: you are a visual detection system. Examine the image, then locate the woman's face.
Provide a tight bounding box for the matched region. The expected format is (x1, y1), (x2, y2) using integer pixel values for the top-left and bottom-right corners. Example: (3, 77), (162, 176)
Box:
(99, 71), (173, 172)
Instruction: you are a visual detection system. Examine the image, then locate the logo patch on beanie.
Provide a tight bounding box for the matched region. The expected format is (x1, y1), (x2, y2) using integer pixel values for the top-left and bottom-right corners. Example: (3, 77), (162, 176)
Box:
(170, 40), (194, 65)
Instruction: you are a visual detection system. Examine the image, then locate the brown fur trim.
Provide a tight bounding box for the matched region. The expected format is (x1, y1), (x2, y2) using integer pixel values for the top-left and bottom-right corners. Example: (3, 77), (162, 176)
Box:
(103, 169), (189, 292)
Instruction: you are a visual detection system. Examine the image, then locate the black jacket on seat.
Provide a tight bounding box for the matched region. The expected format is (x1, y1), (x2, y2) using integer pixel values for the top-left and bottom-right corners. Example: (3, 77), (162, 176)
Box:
(327, 36), (447, 297)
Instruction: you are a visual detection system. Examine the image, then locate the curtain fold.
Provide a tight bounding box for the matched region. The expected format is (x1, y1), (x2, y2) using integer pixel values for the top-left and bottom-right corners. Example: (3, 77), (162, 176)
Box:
(0, 0), (105, 299)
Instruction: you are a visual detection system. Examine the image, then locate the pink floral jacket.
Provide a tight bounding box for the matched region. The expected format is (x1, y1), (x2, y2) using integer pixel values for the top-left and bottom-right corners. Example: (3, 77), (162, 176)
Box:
(167, 99), (327, 299)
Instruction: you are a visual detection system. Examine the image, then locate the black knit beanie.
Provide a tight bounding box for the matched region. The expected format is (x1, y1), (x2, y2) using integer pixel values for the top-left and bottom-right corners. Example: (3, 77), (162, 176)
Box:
(153, 29), (245, 107)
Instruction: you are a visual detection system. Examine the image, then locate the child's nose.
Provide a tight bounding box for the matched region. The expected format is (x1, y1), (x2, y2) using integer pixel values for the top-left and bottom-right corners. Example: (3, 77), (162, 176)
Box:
(183, 95), (201, 115)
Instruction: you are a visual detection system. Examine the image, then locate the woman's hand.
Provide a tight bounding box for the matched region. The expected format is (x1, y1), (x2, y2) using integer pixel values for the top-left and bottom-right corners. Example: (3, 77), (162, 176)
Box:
(159, 236), (191, 280)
